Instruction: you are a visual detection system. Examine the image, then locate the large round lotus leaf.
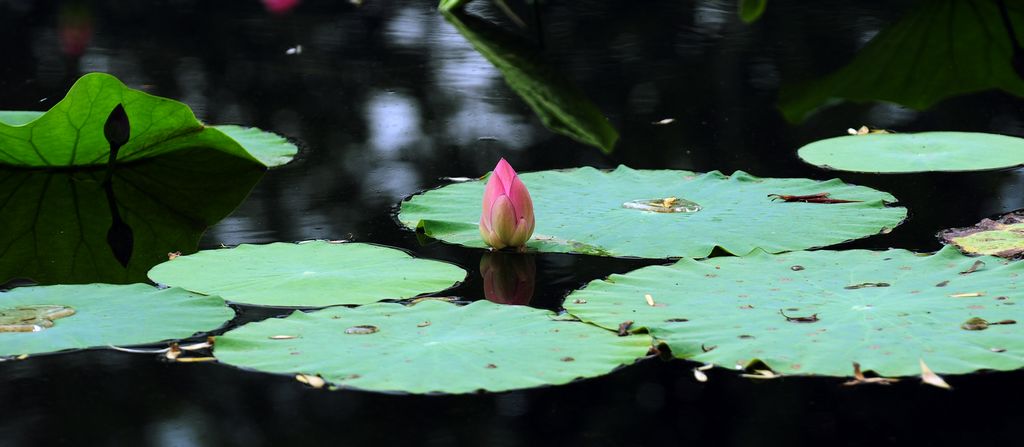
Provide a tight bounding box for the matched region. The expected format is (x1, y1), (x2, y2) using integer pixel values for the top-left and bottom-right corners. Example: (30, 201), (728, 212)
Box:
(564, 246), (1024, 377)
(797, 132), (1024, 173)
(938, 210), (1024, 258)
(0, 284), (233, 357)
(214, 299), (652, 394)
(147, 241), (467, 307)
(399, 166), (906, 258)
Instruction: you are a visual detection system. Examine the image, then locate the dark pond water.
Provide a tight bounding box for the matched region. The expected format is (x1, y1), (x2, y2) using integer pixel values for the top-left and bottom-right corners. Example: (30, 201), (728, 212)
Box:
(2, 0), (1023, 445)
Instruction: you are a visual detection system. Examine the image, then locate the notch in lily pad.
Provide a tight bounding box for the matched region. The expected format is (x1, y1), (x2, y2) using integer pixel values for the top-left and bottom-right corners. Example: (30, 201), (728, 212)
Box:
(0, 73), (297, 168)
(797, 132), (1024, 173)
(564, 246), (1024, 377)
(147, 241), (467, 307)
(214, 300), (652, 394)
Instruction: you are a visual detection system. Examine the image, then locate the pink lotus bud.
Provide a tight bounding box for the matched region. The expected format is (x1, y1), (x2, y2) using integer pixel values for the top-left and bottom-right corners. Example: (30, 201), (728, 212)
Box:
(263, 0), (300, 15)
(480, 158), (535, 250)
(479, 252), (535, 306)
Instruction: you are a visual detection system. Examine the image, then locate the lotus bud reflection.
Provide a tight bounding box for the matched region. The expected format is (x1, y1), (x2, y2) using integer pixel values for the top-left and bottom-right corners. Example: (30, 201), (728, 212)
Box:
(480, 252), (535, 306)
(480, 158), (535, 250)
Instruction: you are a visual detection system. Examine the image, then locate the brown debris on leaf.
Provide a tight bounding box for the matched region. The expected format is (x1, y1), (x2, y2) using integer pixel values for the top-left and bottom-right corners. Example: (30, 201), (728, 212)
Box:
(844, 282), (890, 290)
(919, 359), (951, 389)
(842, 362), (899, 386)
(167, 251), (182, 260)
(959, 260), (985, 275)
(779, 309), (819, 323)
(768, 192), (862, 204)
(961, 317), (1015, 331)
(617, 320), (634, 336)
(937, 210), (1024, 259)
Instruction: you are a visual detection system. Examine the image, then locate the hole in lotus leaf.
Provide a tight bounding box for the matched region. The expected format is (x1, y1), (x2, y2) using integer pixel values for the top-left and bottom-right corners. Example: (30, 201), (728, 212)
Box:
(622, 197), (701, 213)
(345, 325), (379, 335)
(0, 305), (75, 332)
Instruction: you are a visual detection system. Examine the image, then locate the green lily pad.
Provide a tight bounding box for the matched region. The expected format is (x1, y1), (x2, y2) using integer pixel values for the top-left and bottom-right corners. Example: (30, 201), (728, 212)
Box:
(0, 148), (264, 285)
(214, 299), (652, 393)
(399, 166), (906, 259)
(798, 132), (1024, 173)
(148, 241), (467, 307)
(444, 11), (619, 153)
(0, 72), (296, 167)
(0, 284), (233, 357)
(565, 246), (1024, 377)
(779, 0), (1024, 122)
(939, 210), (1024, 258)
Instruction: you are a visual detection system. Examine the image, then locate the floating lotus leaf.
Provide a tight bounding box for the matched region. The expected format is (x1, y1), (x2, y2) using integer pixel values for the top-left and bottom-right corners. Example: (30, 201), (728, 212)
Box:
(0, 284), (232, 357)
(939, 210), (1024, 258)
(0, 148), (263, 285)
(565, 246), (1024, 377)
(779, 0), (1024, 122)
(148, 241), (467, 307)
(798, 132), (1024, 173)
(214, 299), (652, 393)
(399, 166), (906, 259)
(0, 73), (296, 167)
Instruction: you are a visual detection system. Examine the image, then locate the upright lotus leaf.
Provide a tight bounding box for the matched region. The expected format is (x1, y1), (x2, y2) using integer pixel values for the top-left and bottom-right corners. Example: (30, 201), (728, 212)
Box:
(565, 246), (1024, 377)
(797, 132), (1024, 173)
(779, 0), (1024, 122)
(0, 72), (297, 167)
(438, 0), (470, 11)
(0, 284), (233, 357)
(0, 148), (264, 285)
(148, 241), (467, 307)
(444, 11), (619, 153)
(738, 0), (767, 23)
(399, 166), (906, 259)
(939, 210), (1024, 258)
(214, 299), (652, 394)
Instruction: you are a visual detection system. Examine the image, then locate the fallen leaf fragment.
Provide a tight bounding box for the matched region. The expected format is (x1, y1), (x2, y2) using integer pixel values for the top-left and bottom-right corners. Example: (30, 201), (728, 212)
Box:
(950, 292), (984, 298)
(847, 125), (891, 135)
(919, 359), (951, 389)
(842, 362), (899, 386)
(295, 373), (326, 389)
(741, 369), (781, 379)
(165, 343), (182, 360)
(644, 294), (656, 307)
(959, 260), (985, 275)
(180, 337), (215, 351)
(768, 192), (862, 204)
(174, 357), (216, 363)
(168, 251), (181, 260)
(416, 321), (431, 328)
(16, 354), (28, 360)
(779, 309), (820, 323)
